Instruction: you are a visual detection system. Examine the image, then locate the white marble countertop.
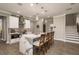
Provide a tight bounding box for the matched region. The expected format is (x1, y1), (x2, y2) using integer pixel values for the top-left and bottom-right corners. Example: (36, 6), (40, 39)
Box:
(21, 33), (41, 44)
(22, 34), (40, 39)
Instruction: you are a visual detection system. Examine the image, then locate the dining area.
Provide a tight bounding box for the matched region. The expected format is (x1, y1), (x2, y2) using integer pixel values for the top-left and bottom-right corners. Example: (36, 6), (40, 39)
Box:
(18, 10), (54, 55)
(33, 32), (54, 55)
(19, 31), (54, 55)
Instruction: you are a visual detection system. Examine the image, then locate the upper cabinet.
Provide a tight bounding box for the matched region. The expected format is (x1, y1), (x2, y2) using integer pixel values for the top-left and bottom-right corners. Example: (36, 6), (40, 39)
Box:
(9, 16), (19, 28)
(24, 19), (31, 28)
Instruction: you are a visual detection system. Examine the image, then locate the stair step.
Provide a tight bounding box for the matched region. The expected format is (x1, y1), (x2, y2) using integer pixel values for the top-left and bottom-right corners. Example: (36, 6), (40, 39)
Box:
(66, 31), (78, 32)
(65, 36), (79, 38)
(65, 39), (79, 42)
(66, 37), (79, 39)
(66, 38), (79, 40)
(65, 26), (79, 44)
(66, 34), (79, 36)
(66, 35), (79, 37)
(65, 40), (79, 44)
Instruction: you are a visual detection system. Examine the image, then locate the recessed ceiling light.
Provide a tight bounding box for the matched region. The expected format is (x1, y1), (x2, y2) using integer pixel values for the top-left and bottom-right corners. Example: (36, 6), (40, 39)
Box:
(64, 14), (66, 15)
(42, 18), (44, 22)
(30, 3), (34, 6)
(17, 11), (20, 13)
(41, 11), (44, 14)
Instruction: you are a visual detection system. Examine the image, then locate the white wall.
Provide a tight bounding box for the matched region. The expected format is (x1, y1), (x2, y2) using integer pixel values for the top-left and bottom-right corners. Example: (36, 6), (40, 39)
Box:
(35, 19), (43, 34)
(24, 20), (30, 28)
(53, 15), (65, 41)
(31, 18), (53, 34)
(30, 19), (43, 34)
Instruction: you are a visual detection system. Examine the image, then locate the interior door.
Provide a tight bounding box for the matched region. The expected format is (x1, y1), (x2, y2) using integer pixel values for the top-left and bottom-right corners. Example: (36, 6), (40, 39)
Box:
(43, 24), (46, 32)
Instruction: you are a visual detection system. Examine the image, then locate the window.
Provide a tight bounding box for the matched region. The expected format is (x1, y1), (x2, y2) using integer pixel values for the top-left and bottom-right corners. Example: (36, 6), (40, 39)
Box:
(24, 20), (30, 28)
(9, 16), (19, 28)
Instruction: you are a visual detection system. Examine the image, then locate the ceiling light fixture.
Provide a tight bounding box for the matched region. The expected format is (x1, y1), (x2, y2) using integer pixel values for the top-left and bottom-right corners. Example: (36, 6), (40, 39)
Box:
(17, 11), (20, 13)
(42, 18), (44, 22)
(36, 16), (39, 21)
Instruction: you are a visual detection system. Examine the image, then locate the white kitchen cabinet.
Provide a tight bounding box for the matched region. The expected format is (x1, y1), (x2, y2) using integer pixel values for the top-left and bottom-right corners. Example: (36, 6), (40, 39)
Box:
(19, 35), (33, 55)
(9, 16), (19, 28)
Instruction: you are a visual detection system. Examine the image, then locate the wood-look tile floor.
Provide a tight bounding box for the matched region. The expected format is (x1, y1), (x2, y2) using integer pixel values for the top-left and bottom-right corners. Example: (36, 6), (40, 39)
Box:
(0, 40), (22, 55)
(0, 40), (79, 55)
(46, 40), (79, 55)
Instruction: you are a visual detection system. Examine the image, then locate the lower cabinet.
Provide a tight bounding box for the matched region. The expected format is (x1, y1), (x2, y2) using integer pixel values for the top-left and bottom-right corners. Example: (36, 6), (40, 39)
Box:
(19, 36), (33, 55)
(19, 39), (27, 54)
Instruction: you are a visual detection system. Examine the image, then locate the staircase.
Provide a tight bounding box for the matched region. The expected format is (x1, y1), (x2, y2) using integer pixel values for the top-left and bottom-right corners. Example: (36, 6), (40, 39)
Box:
(65, 26), (79, 44)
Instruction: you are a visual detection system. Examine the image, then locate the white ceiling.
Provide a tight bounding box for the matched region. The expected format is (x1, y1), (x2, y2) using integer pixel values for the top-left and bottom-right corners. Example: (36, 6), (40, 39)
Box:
(0, 3), (79, 18)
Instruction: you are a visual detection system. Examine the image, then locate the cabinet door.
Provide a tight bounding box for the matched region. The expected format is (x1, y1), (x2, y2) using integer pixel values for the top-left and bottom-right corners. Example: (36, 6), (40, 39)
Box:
(9, 16), (19, 28)
(19, 39), (26, 54)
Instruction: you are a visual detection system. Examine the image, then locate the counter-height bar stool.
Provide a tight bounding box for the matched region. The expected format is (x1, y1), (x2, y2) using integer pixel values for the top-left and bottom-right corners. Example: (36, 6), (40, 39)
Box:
(48, 32), (53, 48)
(44, 33), (49, 53)
(33, 34), (46, 55)
(46, 33), (51, 49)
(50, 32), (54, 46)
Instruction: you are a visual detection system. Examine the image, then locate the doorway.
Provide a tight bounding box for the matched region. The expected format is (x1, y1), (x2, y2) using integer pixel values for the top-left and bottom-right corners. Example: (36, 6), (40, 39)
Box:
(43, 24), (46, 32)
(65, 13), (79, 43)
(0, 16), (7, 42)
(66, 14), (76, 26)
